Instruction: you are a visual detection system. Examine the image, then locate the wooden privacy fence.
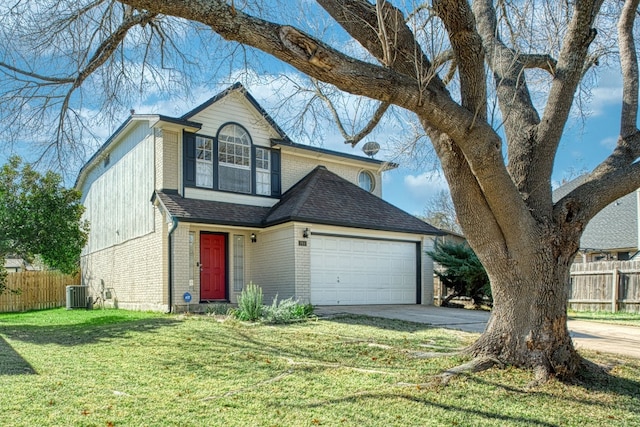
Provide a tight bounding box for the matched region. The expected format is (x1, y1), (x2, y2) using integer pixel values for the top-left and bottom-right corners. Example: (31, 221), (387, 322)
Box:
(569, 260), (640, 313)
(0, 271), (80, 313)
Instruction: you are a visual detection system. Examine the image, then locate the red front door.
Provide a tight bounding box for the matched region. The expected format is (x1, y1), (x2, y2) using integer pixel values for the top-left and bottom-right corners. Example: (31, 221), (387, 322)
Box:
(200, 233), (226, 300)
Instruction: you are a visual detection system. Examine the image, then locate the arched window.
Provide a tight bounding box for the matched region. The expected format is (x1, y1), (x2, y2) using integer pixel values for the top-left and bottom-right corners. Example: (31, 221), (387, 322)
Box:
(218, 124), (251, 193)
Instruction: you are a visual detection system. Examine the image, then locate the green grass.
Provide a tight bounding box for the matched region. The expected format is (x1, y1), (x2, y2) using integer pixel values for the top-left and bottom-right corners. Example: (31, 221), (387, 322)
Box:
(0, 309), (638, 426)
(568, 310), (640, 326)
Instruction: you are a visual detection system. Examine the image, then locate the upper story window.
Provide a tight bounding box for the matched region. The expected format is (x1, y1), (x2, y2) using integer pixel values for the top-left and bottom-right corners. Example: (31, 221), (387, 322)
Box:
(255, 148), (271, 196)
(358, 170), (375, 192)
(218, 124), (251, 193)
(183, 126), (280, 197)
(196, 136), (213, 188)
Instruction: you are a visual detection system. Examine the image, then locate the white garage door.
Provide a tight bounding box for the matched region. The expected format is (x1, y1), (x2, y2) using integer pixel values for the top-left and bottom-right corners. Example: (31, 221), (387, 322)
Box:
(310, 235), (417, 305)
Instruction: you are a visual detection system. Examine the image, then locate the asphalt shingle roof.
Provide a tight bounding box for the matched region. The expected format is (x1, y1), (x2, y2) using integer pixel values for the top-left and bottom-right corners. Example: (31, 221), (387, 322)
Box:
(153, 190), (270, 227)
(265, 166), (442, 234)
(154, 167), (441, 235)
(553, 176), (639, 251)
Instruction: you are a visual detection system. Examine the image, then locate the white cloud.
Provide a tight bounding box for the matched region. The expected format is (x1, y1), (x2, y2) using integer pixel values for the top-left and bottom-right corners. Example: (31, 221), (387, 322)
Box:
(600, 136), (618, 149)
(403, 171), (448, 201)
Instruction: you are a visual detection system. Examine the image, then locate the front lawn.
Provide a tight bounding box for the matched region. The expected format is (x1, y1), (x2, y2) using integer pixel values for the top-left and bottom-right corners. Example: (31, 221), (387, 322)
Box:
(0, 309), (638, 426)
(568, 310), (640, 327)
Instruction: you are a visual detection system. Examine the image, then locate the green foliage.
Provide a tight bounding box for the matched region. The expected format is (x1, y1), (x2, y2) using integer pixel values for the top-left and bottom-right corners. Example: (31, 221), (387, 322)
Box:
(232, 283), (314, 323)
(0, 156), (89, 286)
(427, 240), (491, 306)
(233, 281), (263, 321)
(263, 295), (315, 324)
(0, 265), (7, 295)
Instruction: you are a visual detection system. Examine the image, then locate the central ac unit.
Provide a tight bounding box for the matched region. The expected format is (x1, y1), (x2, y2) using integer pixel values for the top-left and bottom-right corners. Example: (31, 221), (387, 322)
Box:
(66, 285), (88, 309)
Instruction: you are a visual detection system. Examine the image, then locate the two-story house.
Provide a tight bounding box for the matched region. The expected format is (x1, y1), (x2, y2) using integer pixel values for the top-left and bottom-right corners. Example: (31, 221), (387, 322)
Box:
(76, 83), (441, 312)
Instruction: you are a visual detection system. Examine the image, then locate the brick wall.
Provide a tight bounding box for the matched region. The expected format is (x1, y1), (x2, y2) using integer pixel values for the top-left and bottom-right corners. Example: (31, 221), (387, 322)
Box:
(81, 206), (166, 311)
(161, 130), (179, 190)
(293, 223), (312, 303)
(250, 225), (296, 304)
(421, 237), (435, 305)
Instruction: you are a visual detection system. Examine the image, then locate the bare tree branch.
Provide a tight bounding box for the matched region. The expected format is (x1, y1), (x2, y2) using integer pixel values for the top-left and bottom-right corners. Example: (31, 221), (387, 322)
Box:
(311, 79), (391, 147)
(0, 62), (75, 84)
(618, 0), (640, 137)
(537, 0), (604, 171)
(520, 54), (557, 74)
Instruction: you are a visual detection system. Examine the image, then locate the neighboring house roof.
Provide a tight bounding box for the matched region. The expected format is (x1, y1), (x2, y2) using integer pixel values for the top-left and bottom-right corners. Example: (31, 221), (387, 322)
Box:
(2, 258), (41, 271)
(553, 176), (639, 251)
(4, 258), (24, 270)
(154, 166), (442, 235)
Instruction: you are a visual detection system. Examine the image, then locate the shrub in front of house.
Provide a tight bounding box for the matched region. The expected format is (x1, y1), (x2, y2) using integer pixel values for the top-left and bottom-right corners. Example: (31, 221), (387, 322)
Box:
(231, 283), (314, 323)
(263, 296), (314, 324)
(234, 281), (263, 321)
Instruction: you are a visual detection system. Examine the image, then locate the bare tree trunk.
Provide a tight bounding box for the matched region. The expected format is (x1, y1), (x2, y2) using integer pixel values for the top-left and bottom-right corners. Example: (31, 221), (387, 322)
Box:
(469, 242), (581, 380)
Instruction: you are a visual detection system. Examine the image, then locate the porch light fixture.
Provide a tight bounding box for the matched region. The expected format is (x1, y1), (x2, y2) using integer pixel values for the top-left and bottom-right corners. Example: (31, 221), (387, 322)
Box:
(250, 233), (257, 243)
(303, 228), (310, 238)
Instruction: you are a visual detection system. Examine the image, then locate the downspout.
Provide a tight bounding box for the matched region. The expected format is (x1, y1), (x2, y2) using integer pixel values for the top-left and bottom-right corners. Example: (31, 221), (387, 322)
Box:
(167, 216), (179, 314)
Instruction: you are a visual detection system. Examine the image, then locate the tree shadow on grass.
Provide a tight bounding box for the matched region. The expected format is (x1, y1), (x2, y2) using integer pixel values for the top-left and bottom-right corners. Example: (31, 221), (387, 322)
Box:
(0, 336), (36, 375)
(291, 391), (560, 427)
(318, 314), (439, 333)
(0, 316), (180, 347)
(462, 371), (640, 412)
(574, 357), (640, 401)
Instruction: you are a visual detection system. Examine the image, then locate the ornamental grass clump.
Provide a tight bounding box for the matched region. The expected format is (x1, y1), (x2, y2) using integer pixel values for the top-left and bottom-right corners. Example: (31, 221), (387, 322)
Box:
(234, 281), (263, 321)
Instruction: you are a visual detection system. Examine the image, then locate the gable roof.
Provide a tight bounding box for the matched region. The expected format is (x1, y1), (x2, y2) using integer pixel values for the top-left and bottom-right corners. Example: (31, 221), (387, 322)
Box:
(181, 82), (291, 142)
(265, 166), (441, 234)
(184, 83), (393, 169)
(553, 176), (639, 251)
(272, 139), (397, 170)
(75, 115), (201, 188)
(154, 167), (442, 236)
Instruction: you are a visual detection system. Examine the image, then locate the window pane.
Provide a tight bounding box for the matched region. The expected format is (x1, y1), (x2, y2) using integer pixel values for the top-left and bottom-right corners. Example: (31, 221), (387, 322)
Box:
(358, 171), (374, 192)
(256, 170), (271, 195)
(233, 235), (244, 292)
(219, 164), (251, 193)
(196, 136), (213, 188)
(196, 162), (213, 188)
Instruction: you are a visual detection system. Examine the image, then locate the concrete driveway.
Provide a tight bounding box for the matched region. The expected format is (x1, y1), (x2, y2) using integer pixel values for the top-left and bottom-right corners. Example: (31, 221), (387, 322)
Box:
(316, 305), (640, 359)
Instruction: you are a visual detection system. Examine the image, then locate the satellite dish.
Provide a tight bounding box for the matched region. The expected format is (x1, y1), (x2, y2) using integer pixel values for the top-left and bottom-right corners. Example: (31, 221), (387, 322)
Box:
(362, 141), (380, 158)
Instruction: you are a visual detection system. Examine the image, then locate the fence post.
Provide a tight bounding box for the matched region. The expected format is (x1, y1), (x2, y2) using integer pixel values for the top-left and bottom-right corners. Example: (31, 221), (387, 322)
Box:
(611, 268), (619, 313)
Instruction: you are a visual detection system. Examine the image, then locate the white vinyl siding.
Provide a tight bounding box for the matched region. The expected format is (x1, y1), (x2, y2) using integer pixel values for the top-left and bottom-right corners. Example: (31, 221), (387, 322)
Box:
(80, 122), (155, 254)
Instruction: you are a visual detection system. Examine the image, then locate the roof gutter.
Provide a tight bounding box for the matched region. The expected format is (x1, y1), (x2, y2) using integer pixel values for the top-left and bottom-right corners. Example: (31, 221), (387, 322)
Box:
(167, 216), (179, 314)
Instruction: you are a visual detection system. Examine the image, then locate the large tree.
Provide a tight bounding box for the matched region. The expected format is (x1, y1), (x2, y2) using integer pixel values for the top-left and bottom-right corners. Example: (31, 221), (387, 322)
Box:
(1, 0), (639, 381)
